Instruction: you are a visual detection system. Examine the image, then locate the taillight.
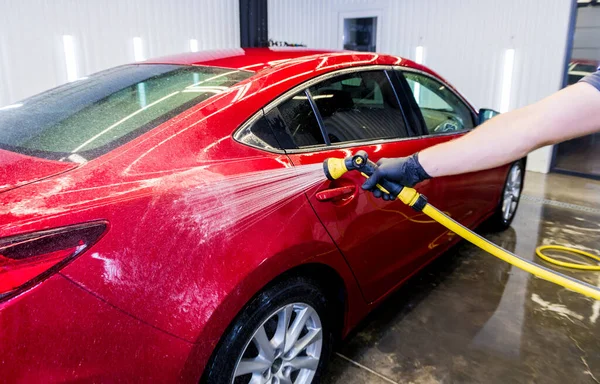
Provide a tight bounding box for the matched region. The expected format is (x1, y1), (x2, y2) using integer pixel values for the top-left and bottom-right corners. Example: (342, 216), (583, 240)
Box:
(0, 222), (107, 301)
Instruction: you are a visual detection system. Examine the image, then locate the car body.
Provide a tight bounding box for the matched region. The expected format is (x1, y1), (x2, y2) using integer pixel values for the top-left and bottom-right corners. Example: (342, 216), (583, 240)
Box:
(0, 48), (521, 382)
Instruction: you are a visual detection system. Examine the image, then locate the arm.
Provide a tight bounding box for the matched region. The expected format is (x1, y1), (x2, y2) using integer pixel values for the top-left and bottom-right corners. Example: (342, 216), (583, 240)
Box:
(420, 81), (600, 177)
(362, 72), (600, 198)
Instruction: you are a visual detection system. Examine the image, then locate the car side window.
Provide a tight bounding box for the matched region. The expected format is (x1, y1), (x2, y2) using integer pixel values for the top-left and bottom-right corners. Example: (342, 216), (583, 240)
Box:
(403, 72), (474, 134)
(234, 114), (282, 151)
(309, 71), (408, 144)
(275, 90), (326, 148)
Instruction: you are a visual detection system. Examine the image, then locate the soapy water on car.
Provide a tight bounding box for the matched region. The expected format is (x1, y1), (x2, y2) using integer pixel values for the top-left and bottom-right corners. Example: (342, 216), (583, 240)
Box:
(7, 149), (599, 301)
(188, 153), (600, 304)
(185, 149), (600, 302)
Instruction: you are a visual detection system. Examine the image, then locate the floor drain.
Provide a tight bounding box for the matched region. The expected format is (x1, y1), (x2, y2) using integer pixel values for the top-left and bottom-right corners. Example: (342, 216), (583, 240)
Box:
(521, 195), (600, 214)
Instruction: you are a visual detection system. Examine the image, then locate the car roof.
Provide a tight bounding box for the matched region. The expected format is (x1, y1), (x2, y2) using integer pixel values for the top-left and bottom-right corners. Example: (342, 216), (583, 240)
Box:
(146, 47), (425, 73)
(145, 48), (469, 110)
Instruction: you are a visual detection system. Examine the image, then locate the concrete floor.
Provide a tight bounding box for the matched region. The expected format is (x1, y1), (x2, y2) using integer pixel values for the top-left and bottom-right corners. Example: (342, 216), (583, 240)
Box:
(323, 172), (600, 384)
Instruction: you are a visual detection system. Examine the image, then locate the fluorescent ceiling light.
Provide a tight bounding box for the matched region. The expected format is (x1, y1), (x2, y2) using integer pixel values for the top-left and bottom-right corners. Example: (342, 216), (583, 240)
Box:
(413, 46), (424, 103)
(133, 37), (145, 62)
(62, 35), (78, 82)
(415, 46), (424, 64)
(189, 39), (199, 52)
(0, 103), (23, 111)
(137, 83), (147, 107)
(292, 94), (334, 100)
(500, 49), (515, 113)
(413, 83), (421, 103)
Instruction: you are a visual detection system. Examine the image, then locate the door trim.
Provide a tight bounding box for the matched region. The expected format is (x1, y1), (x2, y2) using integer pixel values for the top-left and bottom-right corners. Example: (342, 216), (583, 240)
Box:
(233, 65), (473, 154)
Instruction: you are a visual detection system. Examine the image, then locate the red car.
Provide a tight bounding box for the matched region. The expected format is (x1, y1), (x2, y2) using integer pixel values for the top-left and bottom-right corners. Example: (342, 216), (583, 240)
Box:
(0, 48), (524, 383)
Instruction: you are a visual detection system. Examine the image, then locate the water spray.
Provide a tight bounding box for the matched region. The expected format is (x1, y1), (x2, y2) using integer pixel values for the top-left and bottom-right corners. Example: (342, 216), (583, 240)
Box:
(322, 150), (600, 301)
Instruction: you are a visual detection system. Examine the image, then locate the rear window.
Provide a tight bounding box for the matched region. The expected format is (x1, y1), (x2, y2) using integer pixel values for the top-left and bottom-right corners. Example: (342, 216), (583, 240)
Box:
(0, 64), (252, 162)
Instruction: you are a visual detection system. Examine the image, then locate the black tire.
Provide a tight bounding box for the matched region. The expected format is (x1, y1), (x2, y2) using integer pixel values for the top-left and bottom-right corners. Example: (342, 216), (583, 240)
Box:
(201, 276), (334, 384)
(486, 159), (525, 232)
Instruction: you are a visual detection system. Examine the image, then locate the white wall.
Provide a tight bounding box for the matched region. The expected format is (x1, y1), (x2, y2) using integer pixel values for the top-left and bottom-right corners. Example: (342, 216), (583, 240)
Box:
(573, 6), (600, 61)
(0, 0), (240, 107)
(268, 0), (573, 173)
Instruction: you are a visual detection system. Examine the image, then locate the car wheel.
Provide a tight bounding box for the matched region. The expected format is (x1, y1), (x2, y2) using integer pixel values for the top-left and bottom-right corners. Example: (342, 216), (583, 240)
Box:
(487, 160), (524, 231)
(201, 276), (334, 384)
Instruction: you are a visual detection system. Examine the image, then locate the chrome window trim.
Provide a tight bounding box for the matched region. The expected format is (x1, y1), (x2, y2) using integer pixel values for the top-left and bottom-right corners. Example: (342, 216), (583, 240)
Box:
(262, 65), (394, 113)
(232, 109), (287, 154)
(233, 64), (471, 154)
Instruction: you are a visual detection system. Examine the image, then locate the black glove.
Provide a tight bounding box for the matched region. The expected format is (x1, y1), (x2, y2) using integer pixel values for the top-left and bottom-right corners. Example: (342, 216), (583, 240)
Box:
(361, 153), (431, 200)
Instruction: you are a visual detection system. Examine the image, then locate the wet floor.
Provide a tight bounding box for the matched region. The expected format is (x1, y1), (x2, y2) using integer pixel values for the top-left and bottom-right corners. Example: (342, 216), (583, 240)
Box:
(323, 172), (600, 384)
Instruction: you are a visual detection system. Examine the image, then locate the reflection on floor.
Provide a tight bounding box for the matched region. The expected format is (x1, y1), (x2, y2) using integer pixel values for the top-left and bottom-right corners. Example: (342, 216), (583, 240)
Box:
(323, 172), (600, 384)
(554, 133), (600, 177)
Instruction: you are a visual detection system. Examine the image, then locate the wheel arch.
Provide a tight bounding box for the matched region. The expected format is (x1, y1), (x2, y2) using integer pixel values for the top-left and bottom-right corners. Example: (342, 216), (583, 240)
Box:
(194, 261), (351, 383)
(265, 263), (348, 340)
(182, 246), (367, 383)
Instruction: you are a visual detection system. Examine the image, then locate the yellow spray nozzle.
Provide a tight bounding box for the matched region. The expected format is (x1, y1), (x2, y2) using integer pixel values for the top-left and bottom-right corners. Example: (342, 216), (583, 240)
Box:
(323, 151), (405, 199)
(323, 158), (349, 180)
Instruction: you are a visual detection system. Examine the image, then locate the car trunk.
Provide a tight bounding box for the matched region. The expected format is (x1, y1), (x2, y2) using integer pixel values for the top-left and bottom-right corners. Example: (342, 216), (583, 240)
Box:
(0, 149), (77, 193)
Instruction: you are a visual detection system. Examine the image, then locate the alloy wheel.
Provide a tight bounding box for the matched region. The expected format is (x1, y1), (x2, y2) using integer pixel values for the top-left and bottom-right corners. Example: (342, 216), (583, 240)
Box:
(501, 162), (523, 222)
(233, 303), (323, 384)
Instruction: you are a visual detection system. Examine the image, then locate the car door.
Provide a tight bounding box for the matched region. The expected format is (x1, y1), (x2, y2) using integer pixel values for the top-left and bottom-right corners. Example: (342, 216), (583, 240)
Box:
(398, 70), (504, 228)
(264, 68), (450, 303)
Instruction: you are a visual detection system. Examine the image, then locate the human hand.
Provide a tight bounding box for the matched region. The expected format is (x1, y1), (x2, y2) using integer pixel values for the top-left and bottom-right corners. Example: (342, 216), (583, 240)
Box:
(361, 154), (430, 200)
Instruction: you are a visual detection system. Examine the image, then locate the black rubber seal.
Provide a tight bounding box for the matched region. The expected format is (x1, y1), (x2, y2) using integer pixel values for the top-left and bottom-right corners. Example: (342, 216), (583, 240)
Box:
(411, 194), (428, 212)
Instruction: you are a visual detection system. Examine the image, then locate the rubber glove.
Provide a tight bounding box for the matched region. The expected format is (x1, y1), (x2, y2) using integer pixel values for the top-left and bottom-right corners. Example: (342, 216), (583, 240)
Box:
(361, 153), (431, 200)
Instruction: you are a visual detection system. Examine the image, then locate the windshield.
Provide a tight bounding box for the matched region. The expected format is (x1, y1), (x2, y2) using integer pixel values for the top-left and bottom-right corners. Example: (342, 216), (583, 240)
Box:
(0, 64), (252, 162)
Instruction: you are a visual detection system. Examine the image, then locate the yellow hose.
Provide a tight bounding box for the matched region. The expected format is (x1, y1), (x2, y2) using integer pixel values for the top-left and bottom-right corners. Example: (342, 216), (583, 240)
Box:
(536, 245), (600, 271)
(396, 187), (600, 301)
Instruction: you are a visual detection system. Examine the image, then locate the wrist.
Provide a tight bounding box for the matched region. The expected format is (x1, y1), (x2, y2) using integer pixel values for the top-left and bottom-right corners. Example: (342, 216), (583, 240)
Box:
(414, 151), (435, 178)
(413, 153), (431, 181)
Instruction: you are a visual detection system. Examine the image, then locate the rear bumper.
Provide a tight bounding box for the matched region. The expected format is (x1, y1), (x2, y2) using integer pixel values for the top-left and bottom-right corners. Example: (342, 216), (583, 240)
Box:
(0, 274), (195, 383)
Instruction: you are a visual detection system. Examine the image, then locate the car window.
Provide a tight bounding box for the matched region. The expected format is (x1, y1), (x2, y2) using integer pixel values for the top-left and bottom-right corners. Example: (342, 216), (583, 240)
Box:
(0, 64), (252, 162)
(276, 90), (326, 148)
(234, 114), (281, 151)
(309, 71), (408, 143)
(403, 72), (474, 134)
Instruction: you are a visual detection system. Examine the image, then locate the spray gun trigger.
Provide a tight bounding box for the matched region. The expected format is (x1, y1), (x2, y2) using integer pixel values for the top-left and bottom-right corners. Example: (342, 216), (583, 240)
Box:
(360, 172), (392, 195)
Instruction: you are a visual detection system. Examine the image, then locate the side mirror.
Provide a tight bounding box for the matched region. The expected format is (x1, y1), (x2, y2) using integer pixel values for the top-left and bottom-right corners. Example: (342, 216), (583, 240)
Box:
(478, 108), (500, 125)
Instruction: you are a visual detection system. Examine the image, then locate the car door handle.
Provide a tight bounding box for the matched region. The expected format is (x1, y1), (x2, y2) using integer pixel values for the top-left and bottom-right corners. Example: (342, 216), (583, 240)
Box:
(316, 185), (356, 202)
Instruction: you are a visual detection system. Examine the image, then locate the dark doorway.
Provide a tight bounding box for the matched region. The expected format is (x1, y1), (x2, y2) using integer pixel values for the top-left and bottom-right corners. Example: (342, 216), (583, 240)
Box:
(552, 2), (600, 178)
(239, 0), (268, 48)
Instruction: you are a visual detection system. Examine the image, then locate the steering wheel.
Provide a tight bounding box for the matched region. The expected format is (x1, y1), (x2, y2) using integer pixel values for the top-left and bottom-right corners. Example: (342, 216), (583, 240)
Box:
(432, 115), (463, 133)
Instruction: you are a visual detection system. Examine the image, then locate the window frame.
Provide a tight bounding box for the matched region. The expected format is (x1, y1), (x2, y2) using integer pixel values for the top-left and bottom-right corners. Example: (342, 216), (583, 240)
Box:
(234, 65), (422, 154)
(394, 68), (478, 137)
